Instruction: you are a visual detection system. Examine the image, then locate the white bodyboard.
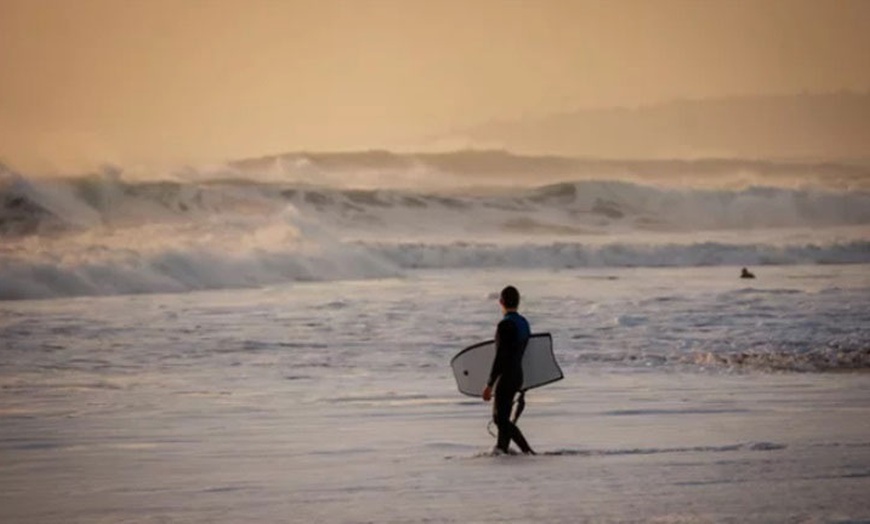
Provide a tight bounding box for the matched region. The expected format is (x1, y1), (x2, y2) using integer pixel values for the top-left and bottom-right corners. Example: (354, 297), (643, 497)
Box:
(450, 333), (563, 397)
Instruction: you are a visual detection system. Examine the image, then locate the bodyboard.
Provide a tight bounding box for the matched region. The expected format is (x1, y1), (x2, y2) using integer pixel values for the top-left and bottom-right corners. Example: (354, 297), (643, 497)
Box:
(450, 333), (563, 397)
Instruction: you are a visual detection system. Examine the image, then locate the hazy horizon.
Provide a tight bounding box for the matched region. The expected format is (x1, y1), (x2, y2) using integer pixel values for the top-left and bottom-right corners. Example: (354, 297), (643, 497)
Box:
(2, 0), (870, 172)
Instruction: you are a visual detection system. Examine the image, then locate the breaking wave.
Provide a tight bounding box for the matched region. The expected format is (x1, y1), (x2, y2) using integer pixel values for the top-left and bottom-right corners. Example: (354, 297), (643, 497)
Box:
(2, 165), (869, 235)
(366, 240), (870, 269)
(2, 239), (868, 301)
(1, 158), (869, 300)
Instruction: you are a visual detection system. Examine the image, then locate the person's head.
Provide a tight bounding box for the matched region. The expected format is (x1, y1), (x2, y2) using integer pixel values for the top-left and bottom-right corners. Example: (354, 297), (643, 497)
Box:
(499, 285), (520, 311)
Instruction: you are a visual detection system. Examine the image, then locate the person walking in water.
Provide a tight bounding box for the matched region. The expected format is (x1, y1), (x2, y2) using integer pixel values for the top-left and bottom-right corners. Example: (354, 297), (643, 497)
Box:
(482, 285), (535, 455)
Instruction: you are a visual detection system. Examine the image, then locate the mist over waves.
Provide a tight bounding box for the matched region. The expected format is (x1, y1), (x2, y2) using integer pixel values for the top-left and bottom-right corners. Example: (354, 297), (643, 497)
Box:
(1, 150), (869, 300)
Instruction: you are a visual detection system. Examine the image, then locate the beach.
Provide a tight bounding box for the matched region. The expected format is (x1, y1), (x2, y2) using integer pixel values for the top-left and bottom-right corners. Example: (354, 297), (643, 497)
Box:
(4, 3), (870, 521)
(2, 267), (869, 523)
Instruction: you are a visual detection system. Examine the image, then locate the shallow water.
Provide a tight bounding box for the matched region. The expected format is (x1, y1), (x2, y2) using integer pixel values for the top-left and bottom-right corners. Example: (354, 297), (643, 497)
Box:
(1, 266), (869, 522)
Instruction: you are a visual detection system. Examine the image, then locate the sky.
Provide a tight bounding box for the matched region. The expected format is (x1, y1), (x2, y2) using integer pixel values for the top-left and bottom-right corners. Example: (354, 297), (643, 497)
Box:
(1, 0), (869, 172)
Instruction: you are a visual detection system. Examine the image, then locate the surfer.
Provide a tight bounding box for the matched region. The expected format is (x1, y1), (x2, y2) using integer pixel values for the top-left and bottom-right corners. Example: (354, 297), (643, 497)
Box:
(740, 267), (756, 279)
(482, 285), (535, 455)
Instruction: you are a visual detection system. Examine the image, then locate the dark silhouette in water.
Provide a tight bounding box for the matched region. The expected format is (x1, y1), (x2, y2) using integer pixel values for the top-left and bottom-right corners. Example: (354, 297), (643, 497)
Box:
(741, 267), (756, 279)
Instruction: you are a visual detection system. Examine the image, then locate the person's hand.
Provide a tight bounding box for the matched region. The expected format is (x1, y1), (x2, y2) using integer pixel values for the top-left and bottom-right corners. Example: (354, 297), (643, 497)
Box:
(482, 385), (492, 402)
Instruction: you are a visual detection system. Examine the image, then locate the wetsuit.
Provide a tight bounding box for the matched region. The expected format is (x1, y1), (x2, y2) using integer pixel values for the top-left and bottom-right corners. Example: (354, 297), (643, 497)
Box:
(487, 311), (533, 454)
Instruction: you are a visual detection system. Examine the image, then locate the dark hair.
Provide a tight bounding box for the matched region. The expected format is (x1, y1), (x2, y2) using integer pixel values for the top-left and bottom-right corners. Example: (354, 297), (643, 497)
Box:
(500, 285), (520, 309)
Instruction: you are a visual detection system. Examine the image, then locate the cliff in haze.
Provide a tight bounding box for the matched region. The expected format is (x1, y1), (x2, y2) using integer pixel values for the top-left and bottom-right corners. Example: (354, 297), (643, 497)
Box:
(445, 92), (870, 161)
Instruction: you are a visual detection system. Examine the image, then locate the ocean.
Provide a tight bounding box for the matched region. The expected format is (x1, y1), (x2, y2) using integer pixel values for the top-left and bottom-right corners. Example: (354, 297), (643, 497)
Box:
(1, 152), (869, 522)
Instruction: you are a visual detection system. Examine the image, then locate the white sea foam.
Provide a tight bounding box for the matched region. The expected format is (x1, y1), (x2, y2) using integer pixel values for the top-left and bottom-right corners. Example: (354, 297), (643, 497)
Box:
(2, 160), (869, 300)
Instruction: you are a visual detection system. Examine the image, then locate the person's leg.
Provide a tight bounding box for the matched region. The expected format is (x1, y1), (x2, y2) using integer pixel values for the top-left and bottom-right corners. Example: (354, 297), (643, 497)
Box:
(494, 384), (534, 454)
(493, 386), (514, 452)
(509, 422), (534, 454)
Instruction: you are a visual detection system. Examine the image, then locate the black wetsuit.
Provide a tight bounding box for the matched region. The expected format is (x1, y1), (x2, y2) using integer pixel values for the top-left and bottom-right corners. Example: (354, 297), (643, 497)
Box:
(487, 311), (533, 454)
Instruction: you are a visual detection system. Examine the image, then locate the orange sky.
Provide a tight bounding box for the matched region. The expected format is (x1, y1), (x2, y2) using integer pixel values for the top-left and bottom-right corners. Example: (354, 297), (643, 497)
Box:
(1, 0), (869, 172)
